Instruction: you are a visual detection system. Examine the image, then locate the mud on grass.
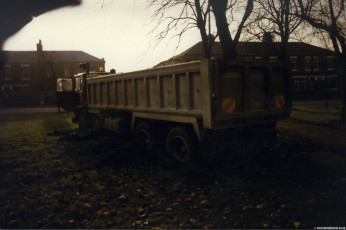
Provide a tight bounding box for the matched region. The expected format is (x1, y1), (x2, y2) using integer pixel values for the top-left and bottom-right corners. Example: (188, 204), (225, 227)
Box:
(1, 112), (346, 228)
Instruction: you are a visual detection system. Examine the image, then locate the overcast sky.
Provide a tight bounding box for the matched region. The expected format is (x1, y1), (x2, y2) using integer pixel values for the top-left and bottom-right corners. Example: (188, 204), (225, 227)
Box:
(3, 0), (201, 72)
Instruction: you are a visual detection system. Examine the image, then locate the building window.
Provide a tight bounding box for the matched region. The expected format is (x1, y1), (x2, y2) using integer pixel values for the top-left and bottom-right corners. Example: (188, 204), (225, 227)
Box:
(290, 56), (298, 71)
(313, 56), (319, 71)
(326, 75), (338, 88)
(305, 56), (311, 71)
(21, 64), (31, 80)
(14, 85), (31, 96)
(270, 56), (278, 62)
(1, 85), (12, 97)
(4, 65), (12, 80)
(327, 56), (335, 70)
(64, 67), (70, 77)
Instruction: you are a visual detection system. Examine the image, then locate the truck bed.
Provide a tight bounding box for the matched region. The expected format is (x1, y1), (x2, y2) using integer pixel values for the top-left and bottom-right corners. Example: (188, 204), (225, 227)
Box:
(86, 59), (290, 131)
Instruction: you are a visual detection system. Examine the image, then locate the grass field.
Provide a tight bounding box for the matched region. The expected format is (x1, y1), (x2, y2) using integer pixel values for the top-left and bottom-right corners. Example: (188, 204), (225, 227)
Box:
(1, 106), (346, 228)
(0, 112), (79, 228)
(291, 103), (341, 126)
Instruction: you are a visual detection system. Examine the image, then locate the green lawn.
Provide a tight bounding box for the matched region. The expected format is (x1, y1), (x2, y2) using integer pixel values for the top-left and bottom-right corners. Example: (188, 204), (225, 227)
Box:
(290, 103), (341, 126)
(0, 112), (79, 228)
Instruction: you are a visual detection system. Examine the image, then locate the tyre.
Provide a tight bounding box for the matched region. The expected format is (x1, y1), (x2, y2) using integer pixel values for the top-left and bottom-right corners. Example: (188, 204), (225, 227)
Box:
(78, 109), (89, 132)
(89, 114), (102, 132)
(134, 122), (153, 153)
(166, 126), (195, 163)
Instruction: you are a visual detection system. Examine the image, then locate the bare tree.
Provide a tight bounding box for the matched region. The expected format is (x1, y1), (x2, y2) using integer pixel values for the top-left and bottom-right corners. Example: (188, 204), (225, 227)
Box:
(209, 0), (254, 59)
(297, 0), (346, 123)
(43, 51), (62, 110)
(148, 0), (216, 58)
(45, 51), (60, 80)
(148, 0), (254, 60)
(244, 0), (303, 61)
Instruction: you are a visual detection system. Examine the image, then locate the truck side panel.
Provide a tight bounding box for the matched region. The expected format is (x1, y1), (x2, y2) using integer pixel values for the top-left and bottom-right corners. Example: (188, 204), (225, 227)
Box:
(87, 61), (206, 118)
(85, 59), (290, 132)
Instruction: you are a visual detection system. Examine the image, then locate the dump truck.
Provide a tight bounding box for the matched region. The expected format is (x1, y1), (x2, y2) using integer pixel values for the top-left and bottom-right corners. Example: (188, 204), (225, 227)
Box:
(61, 59), (291, 162)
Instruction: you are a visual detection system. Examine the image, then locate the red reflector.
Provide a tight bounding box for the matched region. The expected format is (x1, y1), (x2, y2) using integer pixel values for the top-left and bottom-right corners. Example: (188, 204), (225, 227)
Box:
(222, 98), (236, 114)
(275, 95), (286, 108)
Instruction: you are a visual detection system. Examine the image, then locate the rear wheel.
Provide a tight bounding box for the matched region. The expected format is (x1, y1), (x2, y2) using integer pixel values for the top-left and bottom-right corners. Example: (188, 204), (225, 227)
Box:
(134, 122), (153, 153)
(89, 114), (102, 132)
(166, 127), (195, 163)
(78, 109), (89, 132)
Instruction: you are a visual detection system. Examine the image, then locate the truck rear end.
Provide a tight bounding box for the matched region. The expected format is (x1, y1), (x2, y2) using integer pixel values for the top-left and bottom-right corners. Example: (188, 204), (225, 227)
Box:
(210, 59), (290, 129)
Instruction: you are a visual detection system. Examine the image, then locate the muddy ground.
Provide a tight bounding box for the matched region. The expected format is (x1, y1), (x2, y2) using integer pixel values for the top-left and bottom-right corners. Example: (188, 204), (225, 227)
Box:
(0, 111), (346, 229)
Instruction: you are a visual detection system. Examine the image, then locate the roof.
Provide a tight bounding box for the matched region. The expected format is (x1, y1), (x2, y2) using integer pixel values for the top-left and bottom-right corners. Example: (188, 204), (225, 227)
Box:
(155, 41), (335, 67)
(0, 50), (104, 64)
(237, 42), (335, 56)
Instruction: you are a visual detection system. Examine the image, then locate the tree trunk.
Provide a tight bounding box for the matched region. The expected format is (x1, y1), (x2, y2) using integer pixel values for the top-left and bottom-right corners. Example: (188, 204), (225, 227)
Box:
(340, 54), (346, 124)
(210, 0), (236, 59)
(195, 0), (211, 59)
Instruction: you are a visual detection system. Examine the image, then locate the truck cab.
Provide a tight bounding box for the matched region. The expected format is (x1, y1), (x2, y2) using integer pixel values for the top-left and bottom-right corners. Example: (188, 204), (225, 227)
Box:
(56, 71), (112, 111)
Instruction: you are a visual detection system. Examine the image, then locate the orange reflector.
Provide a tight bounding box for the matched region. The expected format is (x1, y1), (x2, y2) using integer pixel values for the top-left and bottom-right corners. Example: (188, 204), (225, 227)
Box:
(275, 95), (286, 108)
(222, 98), (236, 114)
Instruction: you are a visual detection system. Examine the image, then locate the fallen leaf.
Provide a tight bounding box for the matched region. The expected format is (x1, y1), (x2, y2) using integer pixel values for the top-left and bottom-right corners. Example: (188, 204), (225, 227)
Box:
(133, 220), (143, 226)
(9, 219), (19, 224)
(118, 194), (126, 200)
(200, 200), (208, 205)
(204, 223), (214, 229)
(293, 221), (301, 228)
(242, 205), (253, 210)
(256, 203), (266, 209)
(306, 199), (314, 204)
(189, 218), (198, 224)
(224, 207), (231, 214)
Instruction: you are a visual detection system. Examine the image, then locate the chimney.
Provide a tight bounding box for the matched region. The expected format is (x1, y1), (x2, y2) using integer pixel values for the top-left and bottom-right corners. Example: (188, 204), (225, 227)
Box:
(262, 32), (273, 61)
(37, 39), (43, 52)
(263, 32), (273, 43)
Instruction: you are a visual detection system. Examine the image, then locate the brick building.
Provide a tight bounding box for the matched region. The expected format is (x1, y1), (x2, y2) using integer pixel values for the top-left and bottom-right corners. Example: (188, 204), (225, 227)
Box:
(0, 40), (105, 106)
